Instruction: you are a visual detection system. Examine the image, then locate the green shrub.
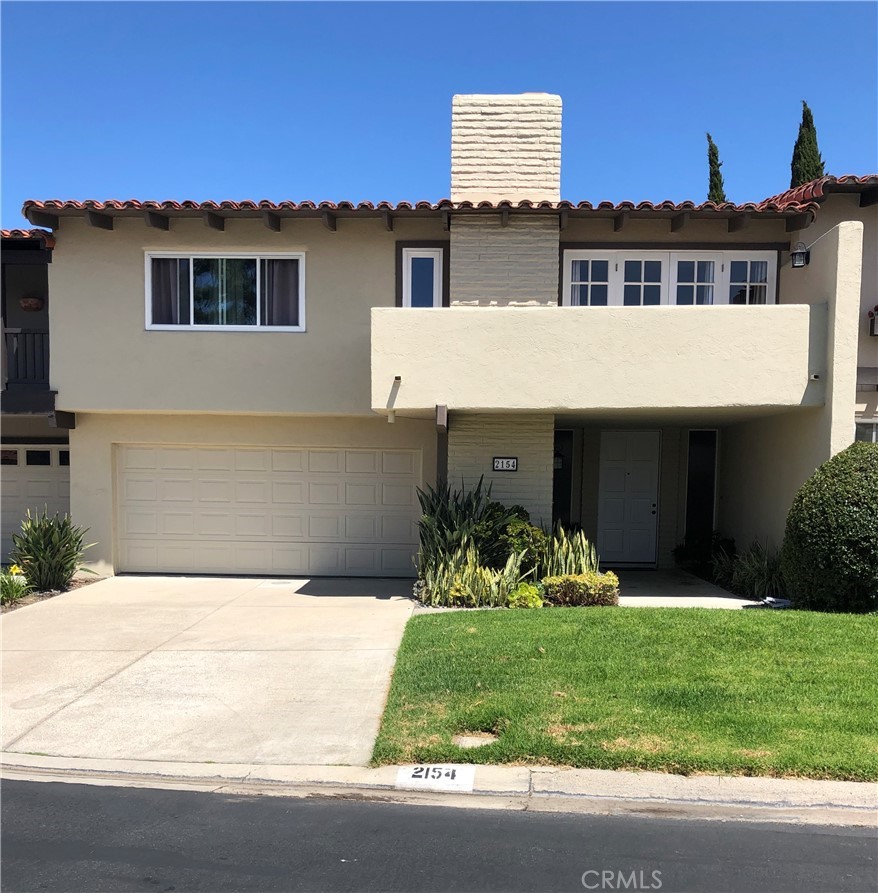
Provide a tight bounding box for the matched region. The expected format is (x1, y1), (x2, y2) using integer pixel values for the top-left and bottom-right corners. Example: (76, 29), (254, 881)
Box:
(542, 572), (620, 607)
(535, 527), (600, 578)
(1, 565), (31, 605)
(419, 542), (530, 608)
(500, 519), (548, 572)
(10, 510), (95, 593)
(416, 478), (520, 575)
(730, 541), (786, 600)
(781, 442), (878, 613)
(507, 582), (543, 609)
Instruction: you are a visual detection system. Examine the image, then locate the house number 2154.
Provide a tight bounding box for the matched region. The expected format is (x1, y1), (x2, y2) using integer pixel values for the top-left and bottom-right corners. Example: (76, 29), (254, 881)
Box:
(493, 457), (518, 471)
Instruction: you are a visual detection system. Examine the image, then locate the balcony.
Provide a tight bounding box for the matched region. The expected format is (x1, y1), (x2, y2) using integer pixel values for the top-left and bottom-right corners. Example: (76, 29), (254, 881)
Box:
(2, 329), (56, 413)
(371, 305), (827, 414)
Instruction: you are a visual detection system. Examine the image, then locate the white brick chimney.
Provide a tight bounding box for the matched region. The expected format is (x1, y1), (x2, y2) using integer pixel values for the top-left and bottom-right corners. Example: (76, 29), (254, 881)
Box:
(451, 93), (562, 204)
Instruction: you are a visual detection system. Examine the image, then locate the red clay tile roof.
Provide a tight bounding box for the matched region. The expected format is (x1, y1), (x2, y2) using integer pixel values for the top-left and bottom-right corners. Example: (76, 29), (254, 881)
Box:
(20, 174), (877, 225)
(1, 228), (55, 248)
(759, 174), (878, 211)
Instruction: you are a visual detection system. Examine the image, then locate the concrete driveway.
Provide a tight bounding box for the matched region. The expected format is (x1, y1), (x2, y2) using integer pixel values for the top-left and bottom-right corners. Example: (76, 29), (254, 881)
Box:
(2, 576), (414, 766)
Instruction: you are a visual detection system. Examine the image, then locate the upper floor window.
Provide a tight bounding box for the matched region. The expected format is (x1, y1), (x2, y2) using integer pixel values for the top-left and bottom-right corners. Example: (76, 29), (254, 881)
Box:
(146, 253), (305, 331)
(562, 250), (777, 307)
(399, 245), (446, 308)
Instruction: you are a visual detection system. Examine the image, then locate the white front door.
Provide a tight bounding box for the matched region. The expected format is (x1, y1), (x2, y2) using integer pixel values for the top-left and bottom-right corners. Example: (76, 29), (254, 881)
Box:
(597, 431), (660, 565)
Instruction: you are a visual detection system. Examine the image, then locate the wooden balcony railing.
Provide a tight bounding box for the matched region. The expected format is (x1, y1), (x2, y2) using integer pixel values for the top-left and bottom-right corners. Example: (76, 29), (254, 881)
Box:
(3, 329), (49, 387)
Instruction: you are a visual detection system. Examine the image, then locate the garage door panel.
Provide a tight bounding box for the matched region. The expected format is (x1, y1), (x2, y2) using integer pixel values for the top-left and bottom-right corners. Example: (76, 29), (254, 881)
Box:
(308, 451), (341, 473)
(234, 480), (269, 503)
(309, 482), (340, 505)
(124, 478), (157, 502)
(198, 512), (234, 536)
(271, 450), (304, 472)
(382, 483), (415, 506)
(116, 445), (421, 577)
(197, 449), (235, 471)
(345, 482), (377, 506)
(160, 479), (194, 502)
(161, 513), (195, 536)
(2, 445), (71, 561)
(382, 451), (415, 475)
(199, 480), (233, 502)
(272, 515), (304, 538)
(272, 480), (305, 504)
(344, 451), (377, 474)
(121, 448), (158, 471)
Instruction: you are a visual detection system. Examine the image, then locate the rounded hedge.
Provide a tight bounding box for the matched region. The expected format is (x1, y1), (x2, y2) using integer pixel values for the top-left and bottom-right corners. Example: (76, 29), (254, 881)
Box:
(781, 442), (878, 613)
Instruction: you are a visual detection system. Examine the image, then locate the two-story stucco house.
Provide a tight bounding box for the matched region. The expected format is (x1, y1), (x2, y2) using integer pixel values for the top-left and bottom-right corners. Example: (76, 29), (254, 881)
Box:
(15, 93), (877, 578)
(1, 229), (70, 559)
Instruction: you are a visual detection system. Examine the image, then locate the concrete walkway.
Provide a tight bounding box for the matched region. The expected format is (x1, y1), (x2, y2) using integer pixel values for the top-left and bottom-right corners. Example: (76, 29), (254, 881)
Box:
(1, 576), (414, 766)
(617, 569), (759, 608)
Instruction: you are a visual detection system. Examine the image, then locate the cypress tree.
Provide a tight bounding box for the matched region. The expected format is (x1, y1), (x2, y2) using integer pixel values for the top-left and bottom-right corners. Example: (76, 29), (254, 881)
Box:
(706, 133), (727, 204)
(790, 101), (825, 188)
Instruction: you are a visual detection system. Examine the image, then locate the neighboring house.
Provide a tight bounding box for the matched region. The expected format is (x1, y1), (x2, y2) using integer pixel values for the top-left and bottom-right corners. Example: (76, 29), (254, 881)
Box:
(1, 229), (70, 560)
(18, 93), (877, 577)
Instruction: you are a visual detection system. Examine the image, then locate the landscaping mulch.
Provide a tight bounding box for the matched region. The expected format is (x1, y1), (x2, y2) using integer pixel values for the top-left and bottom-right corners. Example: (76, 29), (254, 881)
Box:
(1, 575), (104, 614)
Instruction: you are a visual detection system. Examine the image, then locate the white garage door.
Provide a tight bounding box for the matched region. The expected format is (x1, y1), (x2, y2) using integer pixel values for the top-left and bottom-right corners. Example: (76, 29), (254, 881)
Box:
(1, 444), (71, 561)
(116, 445), (421, 577)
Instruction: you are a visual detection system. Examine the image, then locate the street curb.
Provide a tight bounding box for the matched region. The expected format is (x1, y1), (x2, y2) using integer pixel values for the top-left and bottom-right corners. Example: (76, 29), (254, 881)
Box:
(2, 753), (875, 827)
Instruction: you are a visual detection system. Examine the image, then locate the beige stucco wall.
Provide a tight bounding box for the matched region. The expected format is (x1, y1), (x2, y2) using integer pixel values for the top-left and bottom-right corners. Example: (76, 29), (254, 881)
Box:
(446, 413), (554, 525)
(48, 216), (444, 415)
(449, 215), (559, 306)
(783, 194), (877, 384)
(718, 221), (863, 547)
(70, 413), (436, 576)
(373, 304), (824, 412)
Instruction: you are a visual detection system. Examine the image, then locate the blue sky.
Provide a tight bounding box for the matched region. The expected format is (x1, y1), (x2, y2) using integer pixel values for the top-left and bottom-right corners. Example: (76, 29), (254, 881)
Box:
(2, 1), (876, 228)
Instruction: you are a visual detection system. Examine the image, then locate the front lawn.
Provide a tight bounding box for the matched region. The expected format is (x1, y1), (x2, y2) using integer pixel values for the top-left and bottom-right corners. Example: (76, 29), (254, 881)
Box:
(373, 608), (878, 781)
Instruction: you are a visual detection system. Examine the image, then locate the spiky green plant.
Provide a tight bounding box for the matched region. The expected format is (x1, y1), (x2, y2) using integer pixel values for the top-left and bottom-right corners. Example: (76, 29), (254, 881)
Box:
(416, 477), (521, 575)
(536, 526), (600, 579)
(10, 510), (95, 593)
(419, 541), (531, 607)
(731, 541), (786, 600)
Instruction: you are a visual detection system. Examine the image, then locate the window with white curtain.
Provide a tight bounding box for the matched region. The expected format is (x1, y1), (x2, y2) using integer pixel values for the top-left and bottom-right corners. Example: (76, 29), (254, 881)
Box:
(146, 253), (305, 330)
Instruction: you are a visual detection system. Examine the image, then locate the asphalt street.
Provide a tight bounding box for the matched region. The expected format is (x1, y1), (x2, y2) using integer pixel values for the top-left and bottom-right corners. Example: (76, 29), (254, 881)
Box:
(1, 780), (875, 893)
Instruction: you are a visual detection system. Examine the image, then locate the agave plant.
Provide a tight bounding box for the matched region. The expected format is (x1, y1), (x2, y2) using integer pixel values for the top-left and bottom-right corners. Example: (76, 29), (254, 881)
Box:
(10, 510), (95, 593)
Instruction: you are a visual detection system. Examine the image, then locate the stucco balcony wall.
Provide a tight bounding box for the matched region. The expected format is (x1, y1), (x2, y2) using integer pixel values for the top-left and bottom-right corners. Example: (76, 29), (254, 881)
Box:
(371, 304), (826, 413)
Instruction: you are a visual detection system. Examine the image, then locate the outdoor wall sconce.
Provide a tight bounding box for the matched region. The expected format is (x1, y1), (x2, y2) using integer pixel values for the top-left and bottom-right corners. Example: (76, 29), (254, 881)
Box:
(790, 242), (811, 268)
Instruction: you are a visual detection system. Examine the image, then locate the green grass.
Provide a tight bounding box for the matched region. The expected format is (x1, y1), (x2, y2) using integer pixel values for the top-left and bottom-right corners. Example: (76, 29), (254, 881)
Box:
(372, 608), (878, 781)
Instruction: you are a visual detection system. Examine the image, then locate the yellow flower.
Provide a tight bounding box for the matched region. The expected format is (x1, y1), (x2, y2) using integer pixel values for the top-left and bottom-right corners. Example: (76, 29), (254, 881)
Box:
(9, 565), (23, 576)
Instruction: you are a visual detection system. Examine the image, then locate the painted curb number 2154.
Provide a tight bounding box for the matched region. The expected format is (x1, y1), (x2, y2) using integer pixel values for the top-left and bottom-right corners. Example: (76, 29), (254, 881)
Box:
(411, 766), (457, 780)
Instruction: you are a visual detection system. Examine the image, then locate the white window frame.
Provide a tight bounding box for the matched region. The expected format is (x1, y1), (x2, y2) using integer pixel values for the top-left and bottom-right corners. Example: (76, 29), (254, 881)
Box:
(562, 250), (777, 307)
(144, 251), (306, 332)
(401, 247), (443, 308)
